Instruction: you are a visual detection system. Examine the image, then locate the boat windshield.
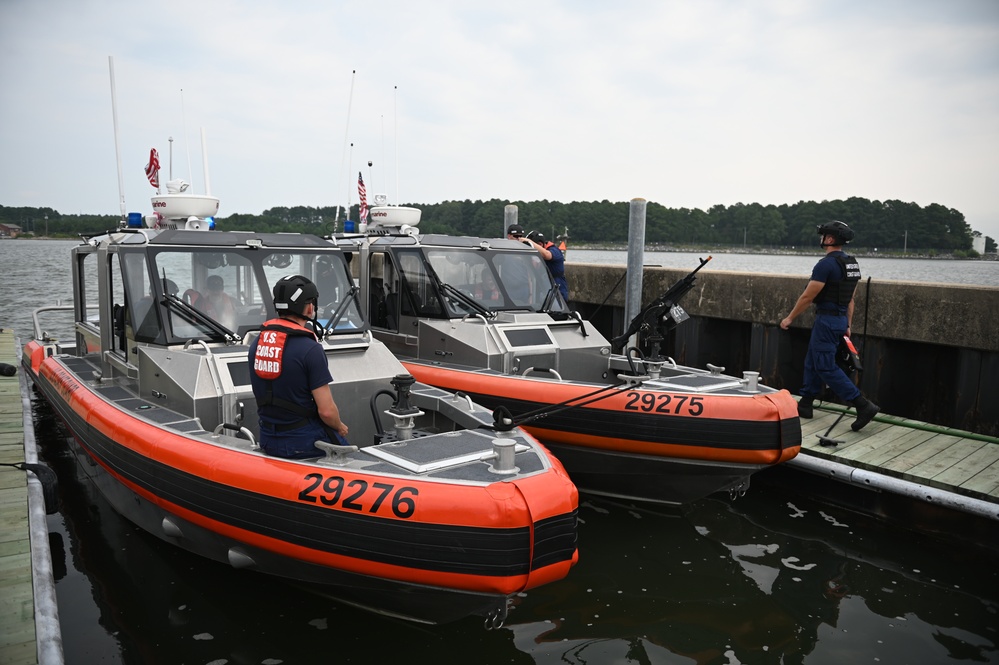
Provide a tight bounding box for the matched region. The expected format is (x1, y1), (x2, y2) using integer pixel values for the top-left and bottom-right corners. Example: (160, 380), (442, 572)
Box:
(424, 248), (567, 315)
(134, 248), (363, 343)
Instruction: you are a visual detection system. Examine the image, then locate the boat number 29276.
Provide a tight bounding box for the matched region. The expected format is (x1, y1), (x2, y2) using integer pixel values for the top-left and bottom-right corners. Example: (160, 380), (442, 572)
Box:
(298, 474), (419, 518)
(624, 392), (705, 416)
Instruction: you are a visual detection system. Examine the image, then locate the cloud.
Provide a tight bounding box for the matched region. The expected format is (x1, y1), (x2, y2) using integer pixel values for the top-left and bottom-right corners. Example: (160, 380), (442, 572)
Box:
(1, 0), (997, 239)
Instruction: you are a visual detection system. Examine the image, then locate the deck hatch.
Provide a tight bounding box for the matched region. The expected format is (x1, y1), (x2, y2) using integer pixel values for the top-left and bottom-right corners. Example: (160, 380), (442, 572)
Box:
(364, 432), (529, 473)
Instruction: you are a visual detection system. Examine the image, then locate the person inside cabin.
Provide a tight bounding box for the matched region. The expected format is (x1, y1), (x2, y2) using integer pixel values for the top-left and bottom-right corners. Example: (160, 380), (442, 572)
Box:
(199, 274), (239, 330)
(249, 275), (349, 459)
(473, 269), (502, 304)
(525, 230), (569, 302)
(780, 220), (879, 431)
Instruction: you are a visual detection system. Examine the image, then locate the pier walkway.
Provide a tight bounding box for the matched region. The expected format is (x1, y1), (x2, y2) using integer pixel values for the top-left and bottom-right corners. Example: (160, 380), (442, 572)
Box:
(775, 402), (999, 548)
(0, 330), (62, 664)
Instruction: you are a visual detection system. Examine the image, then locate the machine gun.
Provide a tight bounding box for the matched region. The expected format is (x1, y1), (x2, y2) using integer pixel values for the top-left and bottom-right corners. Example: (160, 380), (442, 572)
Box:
(610, 255), (712, 356)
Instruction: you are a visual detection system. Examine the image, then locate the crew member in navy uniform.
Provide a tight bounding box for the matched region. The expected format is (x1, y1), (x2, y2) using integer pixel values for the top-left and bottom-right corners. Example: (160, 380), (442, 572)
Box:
(249, 275), (349, 458)
(780, 221), (880, 431)
(525, 230), (569, 302)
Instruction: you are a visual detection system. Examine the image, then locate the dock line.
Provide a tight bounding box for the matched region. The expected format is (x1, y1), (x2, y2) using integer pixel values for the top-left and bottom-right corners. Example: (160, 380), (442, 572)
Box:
(788, 454), (999, 523)
(17, 337), (64, 664)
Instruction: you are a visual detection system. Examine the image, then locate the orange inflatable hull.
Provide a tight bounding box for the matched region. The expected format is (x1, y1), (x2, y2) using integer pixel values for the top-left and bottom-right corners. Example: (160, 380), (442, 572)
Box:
(26, 344), (578, 620)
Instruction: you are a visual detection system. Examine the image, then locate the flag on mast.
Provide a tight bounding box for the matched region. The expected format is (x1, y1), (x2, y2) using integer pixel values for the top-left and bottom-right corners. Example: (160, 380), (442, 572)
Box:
(145, 149), (160, 188)
(358, 171), (368, 224)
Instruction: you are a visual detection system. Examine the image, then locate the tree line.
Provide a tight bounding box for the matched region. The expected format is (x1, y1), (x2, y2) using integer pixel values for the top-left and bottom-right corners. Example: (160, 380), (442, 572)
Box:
(3, 198), (994, 254)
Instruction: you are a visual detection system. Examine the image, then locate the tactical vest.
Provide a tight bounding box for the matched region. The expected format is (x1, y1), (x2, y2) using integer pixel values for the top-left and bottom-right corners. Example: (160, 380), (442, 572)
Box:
(253, 318), (320, 427)
(817, 254), (861, 308)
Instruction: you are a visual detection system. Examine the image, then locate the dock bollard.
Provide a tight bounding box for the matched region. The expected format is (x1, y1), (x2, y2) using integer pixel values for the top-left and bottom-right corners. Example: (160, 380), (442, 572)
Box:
(742, 371), (760, 393)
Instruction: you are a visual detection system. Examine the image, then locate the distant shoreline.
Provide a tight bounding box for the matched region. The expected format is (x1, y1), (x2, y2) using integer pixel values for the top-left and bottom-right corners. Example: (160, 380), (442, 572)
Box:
(568, 243), (998, 261)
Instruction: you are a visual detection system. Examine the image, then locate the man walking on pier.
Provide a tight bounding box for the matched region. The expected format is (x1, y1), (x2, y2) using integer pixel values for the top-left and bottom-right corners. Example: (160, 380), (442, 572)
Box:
(780, 221), (880, 431)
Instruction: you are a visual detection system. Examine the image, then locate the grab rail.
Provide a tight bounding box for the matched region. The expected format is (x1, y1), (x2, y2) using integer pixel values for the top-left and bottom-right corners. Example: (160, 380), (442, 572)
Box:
(522, 367), (563, 380)
(212, 423), (259, 450)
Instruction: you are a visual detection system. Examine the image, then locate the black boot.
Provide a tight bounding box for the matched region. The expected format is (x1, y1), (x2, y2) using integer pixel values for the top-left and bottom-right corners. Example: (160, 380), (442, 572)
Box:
(797, 396), (814, 419)
(851, 396), (880, 431)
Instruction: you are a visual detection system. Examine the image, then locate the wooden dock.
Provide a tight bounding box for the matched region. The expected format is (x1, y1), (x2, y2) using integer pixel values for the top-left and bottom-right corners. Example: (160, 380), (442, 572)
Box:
(0, 330), (62, 664)
(773, 401), (999, 547)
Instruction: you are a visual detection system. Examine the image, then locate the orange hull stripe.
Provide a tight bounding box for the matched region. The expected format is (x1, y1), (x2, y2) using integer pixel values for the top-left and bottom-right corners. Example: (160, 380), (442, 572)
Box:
(38, 359), (578, 594)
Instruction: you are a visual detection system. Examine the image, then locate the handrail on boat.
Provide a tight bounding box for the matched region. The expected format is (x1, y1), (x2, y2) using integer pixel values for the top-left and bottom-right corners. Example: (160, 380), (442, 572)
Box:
(31, 303), (92, 341)
(522, 367), (563, 381)
(212, 423), (259, 449)
(184, 339), (214, 354)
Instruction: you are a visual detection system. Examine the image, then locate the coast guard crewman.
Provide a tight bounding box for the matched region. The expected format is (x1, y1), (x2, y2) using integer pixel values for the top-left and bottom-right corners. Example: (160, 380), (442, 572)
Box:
(249, 275), (349, 458)
(780, 221), (879, 431)
(525, 230), (569, 302)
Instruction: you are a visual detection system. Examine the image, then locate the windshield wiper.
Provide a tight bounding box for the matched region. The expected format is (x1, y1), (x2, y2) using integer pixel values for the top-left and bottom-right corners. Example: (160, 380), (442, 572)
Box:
(422, 259), (495, 319)
(161, 294), (239, 344)
(440, 282), (494, 318)
(319, 285), (361, 336)
(539, 286), (559, 313)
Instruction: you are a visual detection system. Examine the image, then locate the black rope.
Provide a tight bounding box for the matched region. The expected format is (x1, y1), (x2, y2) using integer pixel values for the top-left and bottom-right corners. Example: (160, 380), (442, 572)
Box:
(588, 270), (628, 320)
(493, 379), (638, 431)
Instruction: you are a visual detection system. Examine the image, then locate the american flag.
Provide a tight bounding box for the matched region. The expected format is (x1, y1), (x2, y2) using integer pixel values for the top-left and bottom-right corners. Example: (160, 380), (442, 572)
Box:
(145, 149), (160, 188)
(358, 171), (368, 224)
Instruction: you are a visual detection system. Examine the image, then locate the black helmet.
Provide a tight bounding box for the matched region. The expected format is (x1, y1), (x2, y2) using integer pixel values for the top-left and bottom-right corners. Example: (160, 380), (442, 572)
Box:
(527, 230), (546, 244)
(507, 224), (525, 238)
(273, 275), (319, 316)
(817, 220), (855, 245)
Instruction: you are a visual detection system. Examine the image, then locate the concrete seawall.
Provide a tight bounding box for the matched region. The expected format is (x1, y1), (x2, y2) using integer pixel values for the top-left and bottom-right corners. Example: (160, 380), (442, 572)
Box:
(567, 263), (999, 436)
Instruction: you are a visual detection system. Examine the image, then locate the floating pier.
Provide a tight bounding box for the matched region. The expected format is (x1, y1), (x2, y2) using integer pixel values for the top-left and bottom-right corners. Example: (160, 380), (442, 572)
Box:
(770, 403), (999, 550)
(0, 329), (62, 664)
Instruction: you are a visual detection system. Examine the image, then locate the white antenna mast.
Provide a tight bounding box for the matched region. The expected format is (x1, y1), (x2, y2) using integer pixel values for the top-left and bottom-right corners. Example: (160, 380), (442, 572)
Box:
(335, 70), (356, 224)
(181, 88), (193, 188)
(108, 56), (127, 218)
(394, 85), (399, 205)
(200, 127), (212, 196)
(347, 142), (354, 215)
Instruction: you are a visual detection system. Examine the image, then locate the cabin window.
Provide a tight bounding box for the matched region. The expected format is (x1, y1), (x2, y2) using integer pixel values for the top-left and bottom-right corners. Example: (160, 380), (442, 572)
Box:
(397, 250), (443, 317)
(107, 252), (137, 358)
(122, 252), (162, 344)
(367, 253), (402, 330)
(140, 248), (362, 342)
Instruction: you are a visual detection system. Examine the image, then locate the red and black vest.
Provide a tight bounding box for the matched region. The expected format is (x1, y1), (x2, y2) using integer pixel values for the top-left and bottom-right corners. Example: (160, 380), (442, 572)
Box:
(253, 318), (320, 424)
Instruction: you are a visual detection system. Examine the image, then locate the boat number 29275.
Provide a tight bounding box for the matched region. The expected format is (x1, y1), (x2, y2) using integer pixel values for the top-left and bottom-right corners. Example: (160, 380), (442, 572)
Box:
(298, 474), (419, 518)
(624, 392), (705, 416)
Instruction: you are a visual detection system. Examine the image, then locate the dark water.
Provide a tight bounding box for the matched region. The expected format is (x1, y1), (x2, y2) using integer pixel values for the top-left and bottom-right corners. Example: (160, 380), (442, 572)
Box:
(5, 239), (999, 664)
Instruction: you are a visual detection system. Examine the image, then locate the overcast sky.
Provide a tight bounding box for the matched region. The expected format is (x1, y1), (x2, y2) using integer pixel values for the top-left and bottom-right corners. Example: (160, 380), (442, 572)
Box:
(2, 1), (998, 241)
